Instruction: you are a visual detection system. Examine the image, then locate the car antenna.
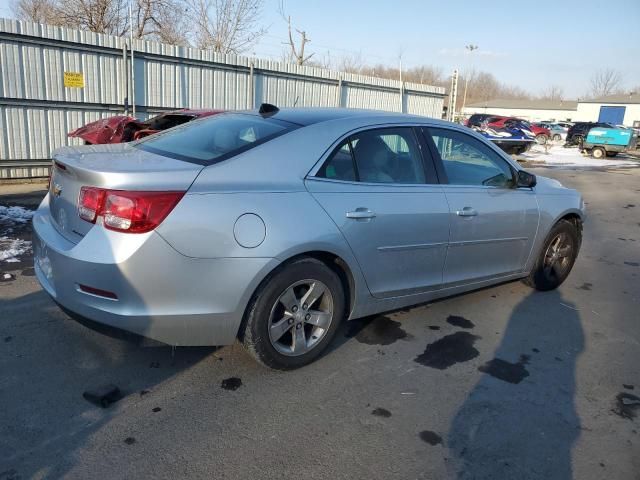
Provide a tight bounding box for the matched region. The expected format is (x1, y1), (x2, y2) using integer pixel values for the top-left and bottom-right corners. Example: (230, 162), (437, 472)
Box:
(258, 103), (279, 117)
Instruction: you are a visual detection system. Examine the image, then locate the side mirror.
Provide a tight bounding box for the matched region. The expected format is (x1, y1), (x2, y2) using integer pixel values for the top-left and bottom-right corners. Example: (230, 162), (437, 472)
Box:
(516, 170), (537, 188)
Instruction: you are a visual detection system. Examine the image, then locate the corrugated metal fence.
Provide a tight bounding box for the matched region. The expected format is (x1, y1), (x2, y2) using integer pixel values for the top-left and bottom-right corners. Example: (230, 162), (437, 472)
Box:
(0, 18), (445, 179)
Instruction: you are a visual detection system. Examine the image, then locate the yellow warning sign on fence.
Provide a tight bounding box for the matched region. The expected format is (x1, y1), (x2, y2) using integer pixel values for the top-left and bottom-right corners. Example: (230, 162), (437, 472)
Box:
(63, 71), (84, 88)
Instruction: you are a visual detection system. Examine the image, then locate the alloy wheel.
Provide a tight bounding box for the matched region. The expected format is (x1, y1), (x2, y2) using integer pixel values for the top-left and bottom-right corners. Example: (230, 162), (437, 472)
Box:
(268, 280), (334, 356)
(543, 233), (573, 281)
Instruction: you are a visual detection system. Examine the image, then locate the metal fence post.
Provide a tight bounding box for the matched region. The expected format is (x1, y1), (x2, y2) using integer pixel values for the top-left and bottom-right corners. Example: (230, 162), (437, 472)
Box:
(122, 42), (129, 115)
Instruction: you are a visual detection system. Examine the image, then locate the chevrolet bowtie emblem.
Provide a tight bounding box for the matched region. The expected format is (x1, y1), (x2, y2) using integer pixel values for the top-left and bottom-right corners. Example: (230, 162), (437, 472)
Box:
(52, 183), (63, 197)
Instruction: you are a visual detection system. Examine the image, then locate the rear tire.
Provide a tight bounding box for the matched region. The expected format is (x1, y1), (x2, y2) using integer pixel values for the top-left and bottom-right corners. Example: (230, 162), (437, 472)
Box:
(592, 147), (606, 159)
(553, 134), (562, 141)
(525, 220), (581, 291)
(536, 134), (548, 145)
(242, 258), (345, 370)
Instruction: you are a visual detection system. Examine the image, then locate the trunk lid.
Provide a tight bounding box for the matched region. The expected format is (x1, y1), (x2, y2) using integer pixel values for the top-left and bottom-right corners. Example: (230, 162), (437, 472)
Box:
(48, 143), (203, 243)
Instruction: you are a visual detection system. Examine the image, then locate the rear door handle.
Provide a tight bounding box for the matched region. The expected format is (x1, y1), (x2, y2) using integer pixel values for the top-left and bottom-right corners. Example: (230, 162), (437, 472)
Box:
(456, 207), (478, 217)
(346, 208), (376, 220)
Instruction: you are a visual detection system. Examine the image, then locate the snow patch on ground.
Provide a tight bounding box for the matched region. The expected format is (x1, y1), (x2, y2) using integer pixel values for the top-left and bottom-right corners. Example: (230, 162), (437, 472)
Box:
(0, 205), (35, 224)
(519, 144), (639, 167)
(0, 237), (32, 263)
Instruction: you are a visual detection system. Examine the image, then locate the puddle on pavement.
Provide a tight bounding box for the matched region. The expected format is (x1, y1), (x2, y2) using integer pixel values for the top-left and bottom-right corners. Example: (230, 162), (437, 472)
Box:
(221, 377), (242, 391)
(428, 325), (440, 331)
(371, 407), (392, 418)
(478, 354), (530, 384)
(21, 267), (35, 276)
(446, 315), (475, 329)
(418, 430), (442, 446)
(414, 332), (480, 370)
(612, 392), (640, 420)
(623, 261), (639, 267)
(82, 384), (123, 408)
(345, 316), (411, 345)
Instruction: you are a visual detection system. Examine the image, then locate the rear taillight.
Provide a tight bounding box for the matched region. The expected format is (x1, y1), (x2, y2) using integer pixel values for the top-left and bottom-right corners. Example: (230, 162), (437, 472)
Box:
(78, 187), (105, 223)
(78, 187), (184, 233)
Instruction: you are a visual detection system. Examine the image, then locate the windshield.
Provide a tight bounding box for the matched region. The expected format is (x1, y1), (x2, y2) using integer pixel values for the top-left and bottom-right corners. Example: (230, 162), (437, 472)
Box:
(136, 113), (296, 165)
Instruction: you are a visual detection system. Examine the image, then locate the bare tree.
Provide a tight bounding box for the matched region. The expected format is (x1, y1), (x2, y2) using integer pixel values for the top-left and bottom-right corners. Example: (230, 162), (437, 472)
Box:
(132, 0), (190, 44)
(12, 0), (60, 24)
(189, 0), (265, 53)
(410, 65), (445, 85)
(307, 50), (332, 70)
(12, 0), (189, 42)
(540, 85), (564, 101)
(589, 68), (623, 98)
(337, 52), (364, 74)
(278, 1), (313, 65)
(52, 0), (129, 35)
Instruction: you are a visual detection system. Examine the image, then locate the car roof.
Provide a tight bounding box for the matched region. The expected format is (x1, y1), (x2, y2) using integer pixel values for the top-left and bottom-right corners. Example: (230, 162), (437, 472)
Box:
(239, 107), (437, 127)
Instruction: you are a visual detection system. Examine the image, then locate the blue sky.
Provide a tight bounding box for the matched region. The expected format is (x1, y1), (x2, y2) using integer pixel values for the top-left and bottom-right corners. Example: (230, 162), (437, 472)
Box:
(254, 0), (640, 98)
(1, 0), (638, 98)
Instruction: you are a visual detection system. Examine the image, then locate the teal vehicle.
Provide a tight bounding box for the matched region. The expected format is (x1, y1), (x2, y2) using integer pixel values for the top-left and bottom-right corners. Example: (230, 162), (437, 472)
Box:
(583, 127), (637, 158)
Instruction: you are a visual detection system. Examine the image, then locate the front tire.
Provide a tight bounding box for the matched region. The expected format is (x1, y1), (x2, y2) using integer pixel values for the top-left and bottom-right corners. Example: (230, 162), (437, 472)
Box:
(242, 258), (346, 370)
(525, 220), (581, 291)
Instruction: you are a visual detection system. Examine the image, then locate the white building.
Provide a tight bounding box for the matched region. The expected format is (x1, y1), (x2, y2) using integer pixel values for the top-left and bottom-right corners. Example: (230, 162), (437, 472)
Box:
(462, 93), (640, 127)
(574, 93), (640, 127)
(462, 99), (578, 122)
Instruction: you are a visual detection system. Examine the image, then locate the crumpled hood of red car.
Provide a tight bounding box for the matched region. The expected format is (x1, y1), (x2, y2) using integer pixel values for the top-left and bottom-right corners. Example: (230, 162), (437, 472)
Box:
(67, 115), (139, 144)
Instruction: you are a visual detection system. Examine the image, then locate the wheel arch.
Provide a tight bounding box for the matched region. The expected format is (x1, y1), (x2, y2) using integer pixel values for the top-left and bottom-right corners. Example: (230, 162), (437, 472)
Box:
(236, 249), (359, 340)
(526, 208), (584, 273)
(558, 211), (583, 242)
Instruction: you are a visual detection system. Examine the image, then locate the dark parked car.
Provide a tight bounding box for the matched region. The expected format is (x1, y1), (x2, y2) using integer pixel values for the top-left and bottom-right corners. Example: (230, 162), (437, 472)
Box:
(465, 114), (503, 127)
(566, 122), (612, 146)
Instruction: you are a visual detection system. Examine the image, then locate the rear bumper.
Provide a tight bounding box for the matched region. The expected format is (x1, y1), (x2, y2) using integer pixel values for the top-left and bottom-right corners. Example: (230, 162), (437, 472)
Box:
(33, 204), (278, 346)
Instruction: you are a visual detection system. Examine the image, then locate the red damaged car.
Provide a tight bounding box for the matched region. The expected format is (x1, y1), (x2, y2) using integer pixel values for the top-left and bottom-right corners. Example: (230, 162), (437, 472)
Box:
(68, 109), (224, 144)
(487, 116), (551, 144)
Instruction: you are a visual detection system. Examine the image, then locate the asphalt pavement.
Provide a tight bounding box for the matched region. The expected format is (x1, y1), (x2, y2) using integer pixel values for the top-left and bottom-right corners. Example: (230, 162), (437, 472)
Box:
(1, 167), (638, 480)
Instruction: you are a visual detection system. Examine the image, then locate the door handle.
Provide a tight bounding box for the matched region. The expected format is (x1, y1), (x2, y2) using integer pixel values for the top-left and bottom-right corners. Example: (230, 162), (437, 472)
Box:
(456, 207), (478, 217)
(346, 208), (376, 219)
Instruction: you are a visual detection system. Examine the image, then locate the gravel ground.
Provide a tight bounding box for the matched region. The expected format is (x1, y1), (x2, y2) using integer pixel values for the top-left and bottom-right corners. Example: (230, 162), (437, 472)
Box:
(0, 168), (638, 480)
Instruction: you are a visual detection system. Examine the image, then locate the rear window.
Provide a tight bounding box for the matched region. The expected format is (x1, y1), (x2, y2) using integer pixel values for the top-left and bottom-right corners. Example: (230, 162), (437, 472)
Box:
(142, 114), (195, 130)
(135, 113), (296, 165)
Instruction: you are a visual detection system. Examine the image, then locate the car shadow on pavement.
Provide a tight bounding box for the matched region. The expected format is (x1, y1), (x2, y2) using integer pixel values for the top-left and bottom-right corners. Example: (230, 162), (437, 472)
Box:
(0, 289), (214, 479)
(446, 289), (584, 480)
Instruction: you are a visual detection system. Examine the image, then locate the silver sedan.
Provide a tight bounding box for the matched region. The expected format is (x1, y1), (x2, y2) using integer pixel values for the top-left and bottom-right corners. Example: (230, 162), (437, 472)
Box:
(33, 106), (584, 369)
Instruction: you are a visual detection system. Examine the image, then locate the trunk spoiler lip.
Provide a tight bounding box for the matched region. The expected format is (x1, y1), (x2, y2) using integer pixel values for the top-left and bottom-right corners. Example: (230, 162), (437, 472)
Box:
(51, 144), (205, 174)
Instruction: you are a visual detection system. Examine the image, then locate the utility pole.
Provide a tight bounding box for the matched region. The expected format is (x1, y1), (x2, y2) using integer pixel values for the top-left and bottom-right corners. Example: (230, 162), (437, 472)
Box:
(398, 52), (403, 113)
(460, 44), (478, 118)
(129, 0), (136, 117)
(448, 69), (459, 122)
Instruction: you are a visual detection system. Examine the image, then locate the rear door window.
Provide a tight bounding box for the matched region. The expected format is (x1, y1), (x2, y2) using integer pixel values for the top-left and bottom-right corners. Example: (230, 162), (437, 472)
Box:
(317, 128), (427, 184)
(136, 113), (296, 165)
